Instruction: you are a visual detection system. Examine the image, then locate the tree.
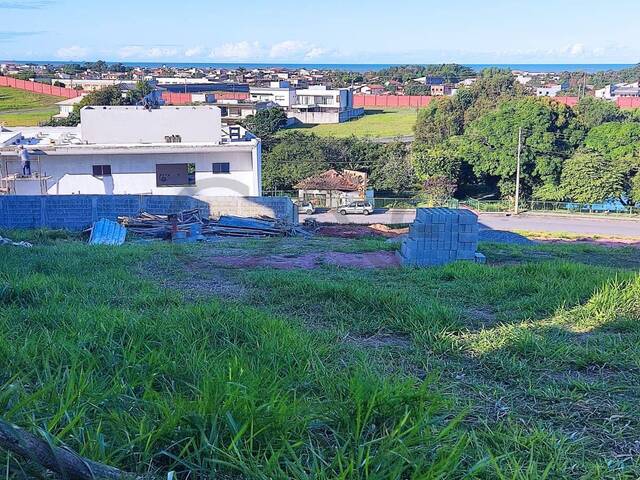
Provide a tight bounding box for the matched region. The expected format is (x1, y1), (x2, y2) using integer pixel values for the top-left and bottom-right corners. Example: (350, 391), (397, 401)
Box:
(44, 85), (128, 126)
(412, 140), (461, 182)
(575, 97), (626, 130)
(414, 97), (464, 145)
(584, 122), (640, 161)
(560, 150), (627, 203)
(243, 108), (288, 139)
(262, 132), (329, 191)
(422, 176), (457, 205)
(12, 70), (36, 80)
(460, 97), (582, 197)
(369, 142), (417, 192)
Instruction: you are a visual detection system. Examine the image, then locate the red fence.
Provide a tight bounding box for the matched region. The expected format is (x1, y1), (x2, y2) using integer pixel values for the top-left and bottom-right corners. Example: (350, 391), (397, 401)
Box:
(617, 97), (640, 109)
(552, 96), (579, 107)
(353, 94), (433, 108)
(0, 76), (82, 99)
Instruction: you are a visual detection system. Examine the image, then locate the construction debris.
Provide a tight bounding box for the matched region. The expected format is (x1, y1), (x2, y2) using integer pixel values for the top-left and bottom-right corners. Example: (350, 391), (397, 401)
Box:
(89, 219), (127, 245)
(0, 236), (32, 248)
(118, 209), (308, 239)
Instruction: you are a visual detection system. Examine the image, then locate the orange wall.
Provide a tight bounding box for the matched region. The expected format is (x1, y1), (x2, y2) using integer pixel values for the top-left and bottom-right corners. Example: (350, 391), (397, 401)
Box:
(0, 76), (83, 99)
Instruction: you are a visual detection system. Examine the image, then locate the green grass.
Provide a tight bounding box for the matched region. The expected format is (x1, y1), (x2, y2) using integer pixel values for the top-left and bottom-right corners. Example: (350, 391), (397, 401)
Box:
(0, 86), (62, 126)
(0, 234), (639, 478)
(283, 108), (418, 139)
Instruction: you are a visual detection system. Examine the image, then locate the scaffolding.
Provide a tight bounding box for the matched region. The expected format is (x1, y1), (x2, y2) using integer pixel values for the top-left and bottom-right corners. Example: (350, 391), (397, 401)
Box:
(0, 155), (50, 195)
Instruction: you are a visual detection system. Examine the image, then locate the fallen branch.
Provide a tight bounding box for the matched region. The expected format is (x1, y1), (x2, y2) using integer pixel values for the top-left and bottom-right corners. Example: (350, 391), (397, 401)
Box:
(0, 418), (146, 479)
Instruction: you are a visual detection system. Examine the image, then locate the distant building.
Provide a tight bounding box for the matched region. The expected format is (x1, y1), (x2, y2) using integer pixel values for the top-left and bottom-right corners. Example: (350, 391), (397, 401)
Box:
(289, 86), (364, 124)
(65, 79), (138, 91)
(53, 95), (86, 119)
(0, 106), (261, 197)
(414, 76), (445, 86)
(360, 84), (385, 95)
(249, 81), (298, 108)
(295, 169), (372, 208)
(536, 83), (567, 97)
(430, 84), (454, 96)
(595, 83), (640, 100)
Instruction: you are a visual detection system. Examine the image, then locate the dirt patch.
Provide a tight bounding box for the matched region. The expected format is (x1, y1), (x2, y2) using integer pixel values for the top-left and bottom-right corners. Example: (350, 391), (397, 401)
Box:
(209, 251), (401, 270)
(343, 331), (412, 349)
(315, 224), (408, 239)
(466, 307), (498, 328)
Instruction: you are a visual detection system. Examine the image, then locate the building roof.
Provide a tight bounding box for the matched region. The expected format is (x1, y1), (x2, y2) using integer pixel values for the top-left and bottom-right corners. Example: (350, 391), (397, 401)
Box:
(295, 169), (364, 191)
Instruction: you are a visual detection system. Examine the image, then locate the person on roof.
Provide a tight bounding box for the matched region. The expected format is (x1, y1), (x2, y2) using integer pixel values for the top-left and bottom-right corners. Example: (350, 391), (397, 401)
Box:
(18, 146), (31, 176)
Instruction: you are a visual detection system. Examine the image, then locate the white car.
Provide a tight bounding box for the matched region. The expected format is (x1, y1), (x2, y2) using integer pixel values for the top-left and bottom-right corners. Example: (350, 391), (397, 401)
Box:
(297, 201), (316, 215)
(338, 201), (374, 216)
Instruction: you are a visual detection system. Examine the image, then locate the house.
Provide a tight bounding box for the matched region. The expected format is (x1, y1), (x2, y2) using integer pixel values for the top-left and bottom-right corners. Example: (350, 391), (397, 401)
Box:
(295, 169), (372, 208)
(53, 95), (87, 119)
(536, 82), (568, 97)
(65, 79), (138, 91)
(430, 84), (455, 96)
(0, 106), (261, 197)
(360, 84), (385, 95)
(595, 83), (640, 100)
(289, 86), (364, 124)
(249, 81), (298, 108)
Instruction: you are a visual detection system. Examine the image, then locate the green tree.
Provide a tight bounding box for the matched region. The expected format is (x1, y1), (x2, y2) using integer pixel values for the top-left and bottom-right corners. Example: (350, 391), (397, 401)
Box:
(243, 108), (288, 139)
(575, 97), (626, 130)
(12, 70), (36, 80)
(412, 140), (461, 182)
(560, 150), (627, 203)
(461, 97), (582, 197)
(369, 142), (417, 192)
(414, 97), (464, 145)
(584, 122), (640, 161)
(262, 132), (329, 191)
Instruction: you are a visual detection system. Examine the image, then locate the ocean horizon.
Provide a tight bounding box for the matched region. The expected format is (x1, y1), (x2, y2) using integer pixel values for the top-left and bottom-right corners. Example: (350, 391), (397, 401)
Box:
(2, 61), (637, 74)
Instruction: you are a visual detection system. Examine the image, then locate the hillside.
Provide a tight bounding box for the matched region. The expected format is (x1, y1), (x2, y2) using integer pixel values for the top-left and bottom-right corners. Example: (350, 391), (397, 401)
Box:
(1, 231), (639, 478)
(0, 86), (63, 126)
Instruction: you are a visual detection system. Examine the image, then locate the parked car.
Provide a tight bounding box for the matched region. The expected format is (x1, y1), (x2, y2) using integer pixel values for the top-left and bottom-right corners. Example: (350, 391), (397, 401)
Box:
(296, 201), (315, 215)
(338, 201), (374, 216)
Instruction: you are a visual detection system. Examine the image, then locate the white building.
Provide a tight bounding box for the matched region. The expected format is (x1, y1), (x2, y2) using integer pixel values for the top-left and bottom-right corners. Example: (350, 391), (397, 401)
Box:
(249, 81), (298, 108)
(54, 95), (87, 119)
(536, 84), (564, 97)
(289, 86), (364, 124)
(65, 79), (138, 91)
(0, 106), (261, 197)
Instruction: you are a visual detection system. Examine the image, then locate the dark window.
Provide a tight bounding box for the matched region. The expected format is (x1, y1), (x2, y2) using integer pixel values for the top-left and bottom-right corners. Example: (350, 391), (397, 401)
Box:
(156, 163), (196, 187)
(92, 165), (112, 176)
(212, 162), (230, 174)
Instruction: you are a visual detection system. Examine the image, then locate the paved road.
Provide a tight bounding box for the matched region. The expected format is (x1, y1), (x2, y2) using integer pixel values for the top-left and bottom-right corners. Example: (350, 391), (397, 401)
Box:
(300, 210), (640, 238)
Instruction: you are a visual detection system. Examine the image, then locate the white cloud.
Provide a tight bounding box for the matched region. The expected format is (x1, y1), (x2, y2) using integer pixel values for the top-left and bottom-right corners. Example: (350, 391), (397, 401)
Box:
(304, 47), (328, 60)
(118, 45), (178, 59)
(184, 46), (203, 58)
(55, 45), (89, 60)
(210, 41), (262, 60)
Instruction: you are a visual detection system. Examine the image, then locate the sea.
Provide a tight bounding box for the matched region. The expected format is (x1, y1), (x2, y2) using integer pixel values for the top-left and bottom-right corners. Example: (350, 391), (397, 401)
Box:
(2, 61), (637, 74)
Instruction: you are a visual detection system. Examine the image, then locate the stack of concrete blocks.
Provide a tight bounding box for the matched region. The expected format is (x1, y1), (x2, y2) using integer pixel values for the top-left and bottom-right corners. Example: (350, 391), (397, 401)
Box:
(398, 208), (483, 267)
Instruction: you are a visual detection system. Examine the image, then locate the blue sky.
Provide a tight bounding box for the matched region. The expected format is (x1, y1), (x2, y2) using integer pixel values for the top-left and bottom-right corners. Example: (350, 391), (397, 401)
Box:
(1, 0), (639, 64)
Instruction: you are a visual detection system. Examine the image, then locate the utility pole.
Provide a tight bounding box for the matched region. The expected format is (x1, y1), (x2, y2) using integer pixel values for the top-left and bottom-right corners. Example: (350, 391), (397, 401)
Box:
(515, 127), (523, 215)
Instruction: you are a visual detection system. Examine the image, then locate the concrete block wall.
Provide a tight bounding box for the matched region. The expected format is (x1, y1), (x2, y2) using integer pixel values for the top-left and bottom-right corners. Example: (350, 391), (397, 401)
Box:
(0, 195), (296, 231)
(197, 196), (297, 224)
(399, 208), (479, 267)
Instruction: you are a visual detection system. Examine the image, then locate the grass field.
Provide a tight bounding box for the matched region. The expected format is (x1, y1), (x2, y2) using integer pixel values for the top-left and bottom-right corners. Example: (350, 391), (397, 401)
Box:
(0, 86), (62, 126)
(1, 232), (639, 478)
(284, 108), (418, 139)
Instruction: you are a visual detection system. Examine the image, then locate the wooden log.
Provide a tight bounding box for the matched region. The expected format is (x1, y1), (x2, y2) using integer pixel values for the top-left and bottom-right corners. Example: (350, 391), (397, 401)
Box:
(0, 418), (148, 480)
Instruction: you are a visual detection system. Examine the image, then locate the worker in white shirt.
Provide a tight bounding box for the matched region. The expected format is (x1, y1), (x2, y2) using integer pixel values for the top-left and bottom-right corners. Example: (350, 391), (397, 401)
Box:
(18, 146), (31, 176)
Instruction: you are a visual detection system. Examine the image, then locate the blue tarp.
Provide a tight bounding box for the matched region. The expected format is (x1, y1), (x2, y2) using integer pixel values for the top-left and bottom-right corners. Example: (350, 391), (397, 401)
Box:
(89, 219), (127, 245)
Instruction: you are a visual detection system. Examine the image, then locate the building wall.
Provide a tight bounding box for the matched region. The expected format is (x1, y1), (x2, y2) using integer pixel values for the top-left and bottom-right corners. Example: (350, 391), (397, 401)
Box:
(287, 107), (364, 124)
(6, 150), (260, 196)
(0, 194), (295, 230)
(80, 106), (223, 144)
(353, 94), (433, 108)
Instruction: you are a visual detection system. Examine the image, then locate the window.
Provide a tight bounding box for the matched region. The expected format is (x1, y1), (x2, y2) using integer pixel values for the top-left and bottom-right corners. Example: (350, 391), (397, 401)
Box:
(92, 165), (112, 177)
(156, 163), (196, 187)
(212, 162), (230, 174)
